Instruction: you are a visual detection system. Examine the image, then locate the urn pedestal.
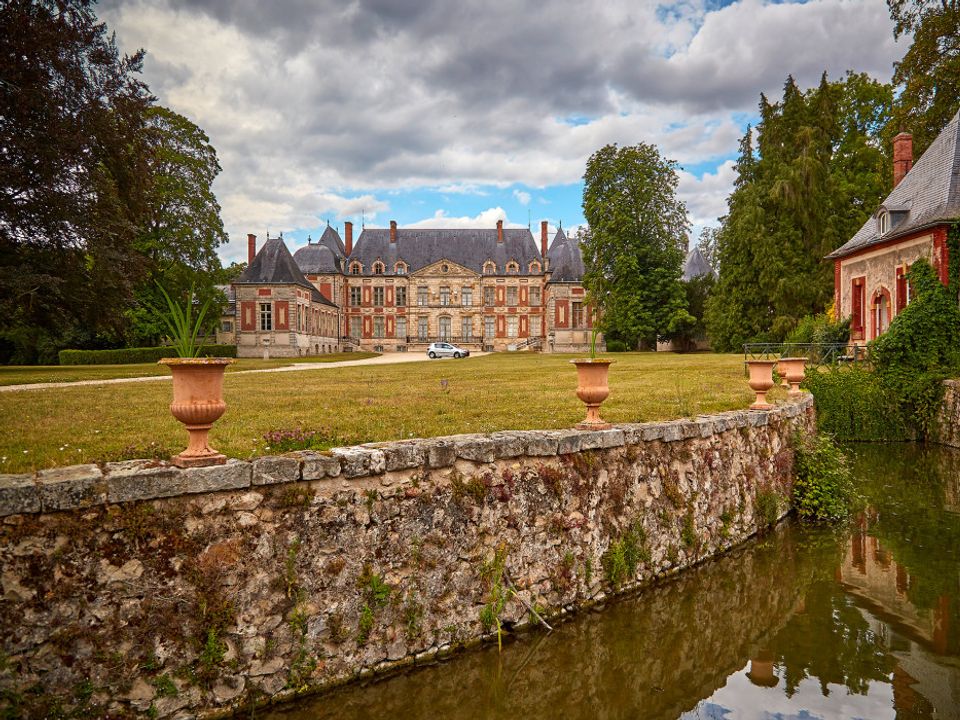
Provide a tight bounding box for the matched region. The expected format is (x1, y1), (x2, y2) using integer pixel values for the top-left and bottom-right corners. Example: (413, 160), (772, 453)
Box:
(159, 358), (233, 467)
(571, 359), (613, 430)
(745, 360), (777, 410)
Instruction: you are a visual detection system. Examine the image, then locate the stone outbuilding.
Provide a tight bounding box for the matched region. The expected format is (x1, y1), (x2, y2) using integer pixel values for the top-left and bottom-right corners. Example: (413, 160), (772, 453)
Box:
(828, 109), (960, 341)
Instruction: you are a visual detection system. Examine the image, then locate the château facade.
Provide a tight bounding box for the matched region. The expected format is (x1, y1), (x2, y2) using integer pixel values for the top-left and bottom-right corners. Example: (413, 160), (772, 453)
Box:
(226, 219), (594, 357)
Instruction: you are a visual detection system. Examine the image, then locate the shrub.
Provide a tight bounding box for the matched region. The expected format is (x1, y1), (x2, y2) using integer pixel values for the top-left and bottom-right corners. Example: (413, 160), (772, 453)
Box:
(784, 312), (850, 346)
(802, 366), (912, 441)
(605, 339), (630, 352)
(793, 433), (854, 521)
(58, 344), (236, 365)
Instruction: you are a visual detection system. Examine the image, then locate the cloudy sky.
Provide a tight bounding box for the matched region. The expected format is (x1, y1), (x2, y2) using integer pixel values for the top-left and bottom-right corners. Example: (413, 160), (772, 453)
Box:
(100, 0), (905, 263)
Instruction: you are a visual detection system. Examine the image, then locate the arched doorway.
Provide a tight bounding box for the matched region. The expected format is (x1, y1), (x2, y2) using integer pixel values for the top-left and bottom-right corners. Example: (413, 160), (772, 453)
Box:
(871, 287), (891, 339)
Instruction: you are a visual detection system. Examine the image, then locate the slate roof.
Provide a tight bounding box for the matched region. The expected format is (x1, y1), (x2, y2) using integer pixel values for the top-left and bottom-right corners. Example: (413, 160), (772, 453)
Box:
(349, 227), (542, 276)
(235, 237), (338, 308)
(294, 225), (346, 274)
(828, 109), (960, 259)
(682, 246), (715, 281)
(546, 227), (585, 283)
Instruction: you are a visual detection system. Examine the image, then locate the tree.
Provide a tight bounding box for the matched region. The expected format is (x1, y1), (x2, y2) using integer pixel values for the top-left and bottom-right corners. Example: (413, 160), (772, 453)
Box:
(125, 107), (229, 346)
(696, 227), (720, 273)
(580, 143), (689, 349)
(888, 0), (960, 156)
(705, 74), (893, 351)
(0, 0), (154, 362)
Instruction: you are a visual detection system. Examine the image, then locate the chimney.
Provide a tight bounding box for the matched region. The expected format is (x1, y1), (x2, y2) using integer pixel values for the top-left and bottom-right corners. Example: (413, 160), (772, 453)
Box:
(540, 221), (548, 258)
(893, 132), (913, 188)
(390, 220), (397, 244)
(344, 221), (353, 256)
(247, 233), (256, 265)
(497, 219), (503, 244)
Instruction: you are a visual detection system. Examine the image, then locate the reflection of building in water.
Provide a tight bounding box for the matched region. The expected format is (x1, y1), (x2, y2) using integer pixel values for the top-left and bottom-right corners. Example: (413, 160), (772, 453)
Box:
(839, 518), (960, 718)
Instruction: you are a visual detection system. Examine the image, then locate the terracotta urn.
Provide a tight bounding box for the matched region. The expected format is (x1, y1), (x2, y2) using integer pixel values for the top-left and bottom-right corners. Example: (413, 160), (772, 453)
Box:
(571, 359), (613, 430)
(745, 359), (777, 410)
(159, 358), (233, 467)
(778, 357), (807, 397)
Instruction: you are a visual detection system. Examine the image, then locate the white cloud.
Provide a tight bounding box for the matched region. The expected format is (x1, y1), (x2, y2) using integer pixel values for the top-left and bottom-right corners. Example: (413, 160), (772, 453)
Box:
(677, 160), (738, 228)
(513, 189), (532, 205)
(405, 208), (527, 229)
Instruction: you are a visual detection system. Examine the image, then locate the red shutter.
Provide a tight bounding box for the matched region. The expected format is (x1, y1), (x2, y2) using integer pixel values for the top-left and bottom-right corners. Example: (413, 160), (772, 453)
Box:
(851, 280), (863, 336)
(519, 316), (528, 337)
(363, 316), (372, 338)
(240, 301), (255, 331)
(555, 299), (569, 329)
(896, 267), (907, 314)
(387, 316), (394, 337)
(496, 315), (505, 337)
(275, 301), (289, 331)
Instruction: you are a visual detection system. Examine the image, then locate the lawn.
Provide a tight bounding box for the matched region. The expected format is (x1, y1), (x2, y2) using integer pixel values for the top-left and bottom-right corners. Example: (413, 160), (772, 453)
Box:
(0, 352), (379, 386)
(0, 352), (764, 474)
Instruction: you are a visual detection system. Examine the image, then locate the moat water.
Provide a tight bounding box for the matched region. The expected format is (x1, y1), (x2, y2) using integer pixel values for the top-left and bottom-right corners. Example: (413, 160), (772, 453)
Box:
(265, 444), (960, 720)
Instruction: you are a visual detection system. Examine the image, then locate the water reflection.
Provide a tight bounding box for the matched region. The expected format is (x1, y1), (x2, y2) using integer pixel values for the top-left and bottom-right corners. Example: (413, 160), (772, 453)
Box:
(264, 445), (960, 720)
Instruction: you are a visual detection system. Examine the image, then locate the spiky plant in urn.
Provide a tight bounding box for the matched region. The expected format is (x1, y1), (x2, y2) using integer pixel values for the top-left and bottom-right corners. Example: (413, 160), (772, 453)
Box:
(154, 284), (232, 467)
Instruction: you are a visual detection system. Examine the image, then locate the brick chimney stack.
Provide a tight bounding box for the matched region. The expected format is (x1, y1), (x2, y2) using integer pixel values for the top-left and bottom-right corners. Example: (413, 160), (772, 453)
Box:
(540, 221), (548, 258)
(344, 221), (353, 256)
(247, 234), (256, 265)
(497, 219), (503, 244)
(390, 220), (397, 244)
(893, 132), (913, 188)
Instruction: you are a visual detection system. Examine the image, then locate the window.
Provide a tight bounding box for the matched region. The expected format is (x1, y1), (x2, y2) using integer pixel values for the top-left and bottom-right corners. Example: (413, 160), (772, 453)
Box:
(529, 286), (541, 306)
(483, 261), (496, 275)
(462, 287), (473, 306)
(395, 262), (407, 275)
(439, 316), (451, 340)
(851, 279), (865, 334)
(506, 316), (518, 337)
(396, 316), (407, 340)
(259, 303), (272, 331)
(483, 286), (496, 306)
(349, 262), (362, 275)
(877, 210), (890, 236)
(396, 286), (407, 306)
(373, 316), (385, 338)
(462, 316), (472, 339)
(506, 261), (518, 274)
(572, 302), (584, 329)
(349, 315), (362, 338)
(506, 286), (518, 306)
(221, 321), (233, 333)
(529, 261), (541, 273)
(418, 316), (428, 340)
(373, 286), (384, 306)
(350, 287), (362, 306)
(372, 261), (385, 275)
(417, 286), (428, 306)
(439, 286), (451, 306)
(530, 315), (542, 336)
(484, 316), (495, 338)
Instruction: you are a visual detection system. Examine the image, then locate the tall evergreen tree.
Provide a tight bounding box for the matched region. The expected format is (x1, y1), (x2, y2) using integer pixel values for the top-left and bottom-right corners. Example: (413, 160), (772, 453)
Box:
(581, 143), (689, 349)
(705, 74), (892, 351)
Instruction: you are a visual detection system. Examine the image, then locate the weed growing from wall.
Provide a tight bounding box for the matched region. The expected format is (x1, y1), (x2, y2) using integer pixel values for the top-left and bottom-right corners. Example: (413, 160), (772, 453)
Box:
(793, 433), (855, 521)
(478, 546), (509, 651)
(601, 523), (650, 587)
(754, 489), (781, 531)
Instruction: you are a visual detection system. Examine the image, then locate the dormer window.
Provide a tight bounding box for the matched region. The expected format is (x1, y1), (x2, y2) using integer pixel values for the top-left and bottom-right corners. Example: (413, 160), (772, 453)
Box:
(372, 261), (385, 275)
(505, 261), (519, 274)
(528, 260), (542, 274)
(349, 261), (363, 275)
(483, 261), (496, 275)
(395, 262), (407, 275)
(877, 210), (890, 236)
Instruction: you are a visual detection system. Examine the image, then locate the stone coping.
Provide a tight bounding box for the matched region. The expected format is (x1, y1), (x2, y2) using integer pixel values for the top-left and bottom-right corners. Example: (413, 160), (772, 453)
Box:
(0, 396), (814, 518)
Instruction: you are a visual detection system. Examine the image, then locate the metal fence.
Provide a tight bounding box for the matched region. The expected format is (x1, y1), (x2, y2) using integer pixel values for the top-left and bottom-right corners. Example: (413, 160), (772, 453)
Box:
(743, 342), (869, 367)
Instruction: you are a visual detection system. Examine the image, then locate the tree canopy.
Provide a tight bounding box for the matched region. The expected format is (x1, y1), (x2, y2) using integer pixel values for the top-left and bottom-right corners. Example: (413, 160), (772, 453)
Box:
(704, 73), (893, 351)
(580, 143), (690, 349)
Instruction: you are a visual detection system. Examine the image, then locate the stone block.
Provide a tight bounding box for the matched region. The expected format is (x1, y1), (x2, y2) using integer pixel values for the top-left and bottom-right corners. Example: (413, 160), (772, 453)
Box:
(425, 439), (456, 469)
(182, 460), (251, 493)
(0, 474), (39, 516)
(298, 451), (343, 480)
(378, 442), (424, 472)
(453, 434), (497, 463)
(332, 447), (386, 478)
(524, 431), (560, 456)
(105, 460), (185, 503)
(695, 418), (717, 438)
(640, 423), (665, 442)
(37, 463), (105, 512)
(748, 411), (769, 427)
(252, 455), (300, 486)
(556, 430), (582, 454)
(489, 431), (527, 458)
(661, 422), (683, 442)
(729, 411), (749, 429)
(679, 420), (700, 439)
(598, 429), (625, 448)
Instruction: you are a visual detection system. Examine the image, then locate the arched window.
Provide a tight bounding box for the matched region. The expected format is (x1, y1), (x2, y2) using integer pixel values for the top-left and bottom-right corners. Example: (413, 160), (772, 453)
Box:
(877, 210), (890, 236)
(349, 262), (363, 275)
(372, 261), (385, 275)
(506, 261), (519, 274)
(483, 261), (496, 275)
(395, 262), (407, 275)
(528, 260), (541, 274)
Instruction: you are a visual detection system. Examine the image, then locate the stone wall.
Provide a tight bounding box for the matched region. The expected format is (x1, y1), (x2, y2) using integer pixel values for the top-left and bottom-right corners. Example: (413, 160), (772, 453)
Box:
(0, 396), (814, 719)
(931, 380), (960, 448)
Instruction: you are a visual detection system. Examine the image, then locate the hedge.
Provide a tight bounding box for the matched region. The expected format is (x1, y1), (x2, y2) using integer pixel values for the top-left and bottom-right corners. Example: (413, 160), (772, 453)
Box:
(58, 345), (237, 365)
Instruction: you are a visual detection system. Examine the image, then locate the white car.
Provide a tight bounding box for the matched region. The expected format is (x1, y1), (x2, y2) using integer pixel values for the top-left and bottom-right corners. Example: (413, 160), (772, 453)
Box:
(427, 342), (470, 359)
